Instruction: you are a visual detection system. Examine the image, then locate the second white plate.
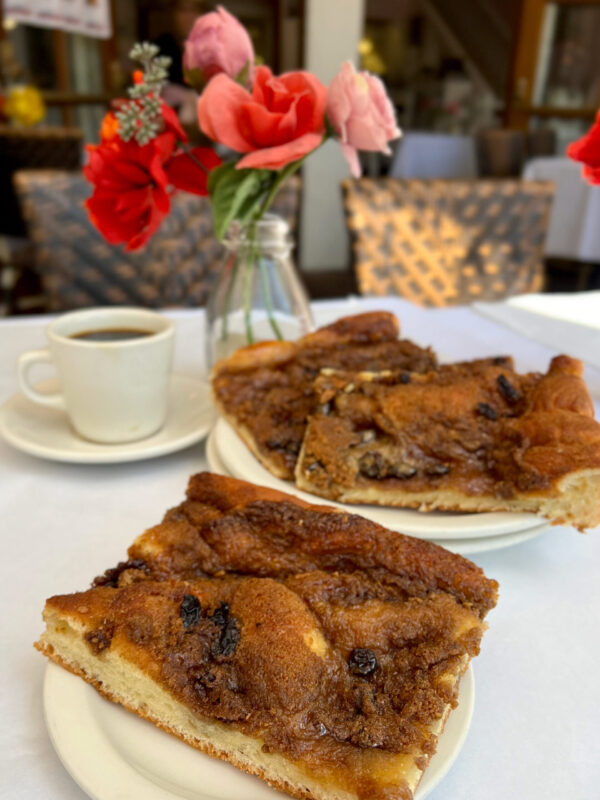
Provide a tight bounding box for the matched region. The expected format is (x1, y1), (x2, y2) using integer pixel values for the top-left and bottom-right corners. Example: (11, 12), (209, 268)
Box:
(205, 428), (549, 555)
(213, 417), (545, 540)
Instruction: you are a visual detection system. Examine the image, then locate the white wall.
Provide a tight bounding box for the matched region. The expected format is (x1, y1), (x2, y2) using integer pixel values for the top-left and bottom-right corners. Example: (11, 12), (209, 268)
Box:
(301, 0), (365, 272)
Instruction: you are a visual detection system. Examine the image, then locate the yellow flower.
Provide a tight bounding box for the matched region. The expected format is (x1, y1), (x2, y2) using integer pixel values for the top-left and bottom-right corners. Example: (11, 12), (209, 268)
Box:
(5, 86), (46, 127)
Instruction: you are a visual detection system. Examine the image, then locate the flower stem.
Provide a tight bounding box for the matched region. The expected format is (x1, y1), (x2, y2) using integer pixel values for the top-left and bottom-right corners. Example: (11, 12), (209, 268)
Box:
(254, 159), (303, 221)
(259, 258), (284, 340)
(220, 253), (239, 340)
(243, 225), (256, 344)
(180, 143), (209, 172)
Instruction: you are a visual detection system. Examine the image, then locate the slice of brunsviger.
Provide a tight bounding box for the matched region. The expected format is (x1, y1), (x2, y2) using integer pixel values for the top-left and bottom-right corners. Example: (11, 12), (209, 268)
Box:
(36, 472), (498, 800)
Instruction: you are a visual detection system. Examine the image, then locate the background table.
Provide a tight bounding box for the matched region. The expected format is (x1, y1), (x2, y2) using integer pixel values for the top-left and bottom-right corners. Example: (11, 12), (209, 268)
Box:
(1, 297), (599, 800)
(523, 157), (600, 263)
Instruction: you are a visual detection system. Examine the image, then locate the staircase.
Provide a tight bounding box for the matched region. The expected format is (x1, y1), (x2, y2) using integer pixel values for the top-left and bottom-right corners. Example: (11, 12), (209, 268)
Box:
(424, 0), (522, 99)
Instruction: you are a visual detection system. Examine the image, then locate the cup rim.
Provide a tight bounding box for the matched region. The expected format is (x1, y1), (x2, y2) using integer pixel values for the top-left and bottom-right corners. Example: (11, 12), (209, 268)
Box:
(46, 307), (174, 348)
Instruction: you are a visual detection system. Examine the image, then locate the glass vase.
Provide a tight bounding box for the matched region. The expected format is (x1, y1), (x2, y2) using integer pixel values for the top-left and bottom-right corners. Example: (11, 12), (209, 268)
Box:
(205, 214), (314, 367)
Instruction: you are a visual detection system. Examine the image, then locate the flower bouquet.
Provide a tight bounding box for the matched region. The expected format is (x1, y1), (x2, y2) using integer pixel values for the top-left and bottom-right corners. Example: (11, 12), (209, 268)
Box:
(84, 6), (400, 362)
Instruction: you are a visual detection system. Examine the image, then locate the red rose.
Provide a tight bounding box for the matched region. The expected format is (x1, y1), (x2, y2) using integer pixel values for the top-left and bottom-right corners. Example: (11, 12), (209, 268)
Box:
(567, 111), (600, 185)
(197, 65), (327, 170)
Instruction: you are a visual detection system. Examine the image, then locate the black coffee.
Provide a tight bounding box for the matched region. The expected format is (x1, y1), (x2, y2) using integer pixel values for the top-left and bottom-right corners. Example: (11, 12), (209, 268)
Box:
(71, 328), (154, 342)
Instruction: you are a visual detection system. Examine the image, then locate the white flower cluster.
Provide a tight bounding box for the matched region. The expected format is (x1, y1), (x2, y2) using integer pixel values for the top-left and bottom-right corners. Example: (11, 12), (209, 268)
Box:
(115, 43), (173, 146)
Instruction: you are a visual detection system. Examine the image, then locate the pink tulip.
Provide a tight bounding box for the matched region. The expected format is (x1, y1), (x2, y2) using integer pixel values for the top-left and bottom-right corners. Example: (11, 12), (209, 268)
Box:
(183, 6), (254, 88)
(326, 61), (400, 177)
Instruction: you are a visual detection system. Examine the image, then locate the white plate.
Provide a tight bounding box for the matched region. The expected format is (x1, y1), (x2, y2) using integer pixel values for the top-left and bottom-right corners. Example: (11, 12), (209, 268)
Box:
(437, 524), (548, 555)
(44, 661), (474, 800)
(206, 428), (549, 556)
(213, 418), (543, 540)
(0, 375), (216, 464)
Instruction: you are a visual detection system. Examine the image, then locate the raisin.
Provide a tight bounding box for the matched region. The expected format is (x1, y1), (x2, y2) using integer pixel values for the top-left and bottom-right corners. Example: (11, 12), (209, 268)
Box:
(212, 618), (240, 657)
(210, 602), (230, 627)
(398, 372), (411, 384)
(93, 558), (147, 588)
(477, 402), (498, 421)
(358, 451), (388, 479)
(180, 594), (202, 630)
(425, 464), (450, 476)
(493, 356), (509, 366)
(348, 648), (378, 677)
(497, 374), (522, 404)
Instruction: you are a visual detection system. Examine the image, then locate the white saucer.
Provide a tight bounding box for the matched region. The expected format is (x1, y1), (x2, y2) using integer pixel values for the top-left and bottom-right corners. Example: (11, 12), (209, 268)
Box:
(205, 428), (549, 556)
(0, 375), (216, 464)
(213, 418), (545, 540)
(43, 661), (474, 800)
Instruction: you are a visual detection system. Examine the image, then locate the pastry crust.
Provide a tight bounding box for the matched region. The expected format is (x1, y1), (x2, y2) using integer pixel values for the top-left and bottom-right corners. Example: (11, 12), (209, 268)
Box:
(36, 473), (498, 800)
(211, 313), (437, 480)
(295, 356), (600, 530)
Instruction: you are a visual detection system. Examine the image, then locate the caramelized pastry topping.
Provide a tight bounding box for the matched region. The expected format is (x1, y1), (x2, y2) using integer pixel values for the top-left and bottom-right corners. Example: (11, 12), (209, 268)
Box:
(212, 313), (436, 479)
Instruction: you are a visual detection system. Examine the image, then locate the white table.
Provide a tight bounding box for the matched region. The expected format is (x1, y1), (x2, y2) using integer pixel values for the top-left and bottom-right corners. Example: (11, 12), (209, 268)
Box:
(2, 297), (599, 800)
(523, 157), (600, 263)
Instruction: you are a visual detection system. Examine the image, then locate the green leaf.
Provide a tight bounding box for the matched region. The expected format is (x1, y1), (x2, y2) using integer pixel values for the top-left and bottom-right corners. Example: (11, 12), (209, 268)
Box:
(234, 61), (251, 88)
(208, 164), (271, 240)
(324, 113), (337, 139)
(183, 67), (207, 93)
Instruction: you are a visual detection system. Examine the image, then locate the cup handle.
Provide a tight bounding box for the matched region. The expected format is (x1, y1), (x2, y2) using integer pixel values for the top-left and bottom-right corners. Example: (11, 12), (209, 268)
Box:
(17, 349), (66, 409)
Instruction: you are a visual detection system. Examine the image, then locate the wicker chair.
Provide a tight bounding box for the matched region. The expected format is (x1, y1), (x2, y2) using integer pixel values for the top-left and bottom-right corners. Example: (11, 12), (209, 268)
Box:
(342, 178), (554, 307)
(14, 170), (301, 312)
(0, 126), (83, 315)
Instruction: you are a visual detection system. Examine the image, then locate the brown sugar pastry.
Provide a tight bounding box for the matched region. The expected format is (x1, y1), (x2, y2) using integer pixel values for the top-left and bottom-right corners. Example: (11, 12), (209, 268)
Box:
(36, 473), (498, 800)
(295, 355), (600, 530)
(211, 312), (437, 480)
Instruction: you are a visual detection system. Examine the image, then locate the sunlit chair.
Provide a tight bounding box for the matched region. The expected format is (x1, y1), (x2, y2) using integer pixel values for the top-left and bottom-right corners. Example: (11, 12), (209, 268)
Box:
(342, 177), (554, 307)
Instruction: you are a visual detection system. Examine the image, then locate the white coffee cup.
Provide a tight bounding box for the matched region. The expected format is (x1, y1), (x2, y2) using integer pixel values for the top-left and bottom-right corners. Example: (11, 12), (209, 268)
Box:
(17, 307), (174, 444)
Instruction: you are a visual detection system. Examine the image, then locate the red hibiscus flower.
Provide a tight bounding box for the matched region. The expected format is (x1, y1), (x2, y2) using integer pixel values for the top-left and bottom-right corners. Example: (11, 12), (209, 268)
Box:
(197, 65), (327, 170)
(85, 133), (175, 251)
(85, 105), (221, 251)
(567, 111), (600, 185)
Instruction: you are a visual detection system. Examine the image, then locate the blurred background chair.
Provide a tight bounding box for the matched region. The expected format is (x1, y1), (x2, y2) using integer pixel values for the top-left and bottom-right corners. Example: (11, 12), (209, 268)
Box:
(390, 132), (477, 180)
(14, 170), (301, 312)
(0, 125), (83, 315)
(342, 177), (554, 307)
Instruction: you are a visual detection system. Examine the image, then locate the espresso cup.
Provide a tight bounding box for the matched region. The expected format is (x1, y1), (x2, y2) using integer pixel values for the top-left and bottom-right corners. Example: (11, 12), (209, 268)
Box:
(17, 307), (174, 444)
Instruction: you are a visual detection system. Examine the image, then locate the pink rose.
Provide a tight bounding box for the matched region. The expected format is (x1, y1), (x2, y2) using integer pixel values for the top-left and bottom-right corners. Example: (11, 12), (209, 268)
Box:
(183, 6), (254, 88)
(326, 61), (400, 177)
(198, 66), (327, 170)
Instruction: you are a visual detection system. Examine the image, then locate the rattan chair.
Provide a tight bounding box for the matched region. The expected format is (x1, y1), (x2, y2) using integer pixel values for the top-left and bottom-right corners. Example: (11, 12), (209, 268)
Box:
(14, 170), (301, 312)
(0, 126), (83, 315)
(342, 178), (554, 307)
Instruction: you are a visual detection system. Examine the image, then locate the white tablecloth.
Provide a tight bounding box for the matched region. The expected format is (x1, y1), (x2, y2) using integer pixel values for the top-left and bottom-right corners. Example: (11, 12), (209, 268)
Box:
(523, 157), (600, 262)
(2, 297), (599, 800)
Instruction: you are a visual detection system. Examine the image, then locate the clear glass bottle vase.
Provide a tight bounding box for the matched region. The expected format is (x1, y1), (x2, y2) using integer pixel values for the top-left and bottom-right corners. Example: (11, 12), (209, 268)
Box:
(205, 214), (314, 366)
